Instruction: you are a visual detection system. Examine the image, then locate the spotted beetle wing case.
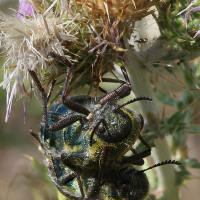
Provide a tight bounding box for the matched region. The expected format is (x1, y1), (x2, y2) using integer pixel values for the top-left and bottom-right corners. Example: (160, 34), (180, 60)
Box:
(40, 96), (145, 170)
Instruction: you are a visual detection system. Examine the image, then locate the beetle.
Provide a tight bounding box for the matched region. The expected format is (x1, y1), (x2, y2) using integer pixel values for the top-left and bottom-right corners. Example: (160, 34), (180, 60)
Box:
(30, 130), (181, 200)
(28, 44), (153, 196)
(44, 152), (151, 200)
(44, 95), (152, 165)
(28, 47), (153, 171)
(30, 93), (152, 173)
(28, 71), (153, 197)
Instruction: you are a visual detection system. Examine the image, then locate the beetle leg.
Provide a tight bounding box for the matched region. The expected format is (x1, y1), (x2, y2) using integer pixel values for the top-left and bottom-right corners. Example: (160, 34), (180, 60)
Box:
(99, 37), (131, 105)
(96, 68), (131, 106)
(99, 68), (131, 104)
(49, 52), (91, 116)
(138, 134), (151, 150)
(137, 112), (151, 150)
(47, 79), (56, 102)
(49, 173), (82, 200)
(49, 115), (84, 132)
(129, 147), (145, 166)
(48, 52), (72, 103)
(57, 171), (76, 185)
(29, 70), (57, 128)
(118, 126), (151, 165)
(89, 119), (103, 146)
(118, 149), (151, 165)
(61, 153), (86, 198)
(61, 153), (84, 170)
(29, 129), (45, 150)
(92, 71), (131, 106)
(93, 77), (125, 85)
(75, 170), (85, 198)
(91, 38), (131, 105)
(49, 156), (77, 184)
(29, 70), (48, 128)
(98, 86), (108, 95)
(52, 53), (88, 115)
(48, 52), (72, 105)
(63, 98), (90, 116)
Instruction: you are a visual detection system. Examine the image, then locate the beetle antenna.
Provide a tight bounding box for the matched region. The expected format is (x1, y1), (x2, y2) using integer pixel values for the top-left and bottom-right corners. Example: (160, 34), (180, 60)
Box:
(115, 97), (152, 110)
(138, 160), (181, 174)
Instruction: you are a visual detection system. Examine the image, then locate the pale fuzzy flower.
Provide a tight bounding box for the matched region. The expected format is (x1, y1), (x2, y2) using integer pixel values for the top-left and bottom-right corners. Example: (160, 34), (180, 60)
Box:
(0, 11), (78, 122)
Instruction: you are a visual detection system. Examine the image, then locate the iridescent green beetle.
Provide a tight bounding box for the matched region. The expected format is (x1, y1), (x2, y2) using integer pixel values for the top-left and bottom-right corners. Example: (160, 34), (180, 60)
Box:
(28, 51), (153, 172)
(43, 151), (150, 200)
(40, 95), (152, 170)
(30, 131), (181, 200)
(28, 48), (153, 198)
(29, 94), (153, 199)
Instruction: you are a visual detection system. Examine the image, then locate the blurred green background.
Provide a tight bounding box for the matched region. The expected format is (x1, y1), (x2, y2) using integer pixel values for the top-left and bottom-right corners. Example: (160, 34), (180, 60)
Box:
(0, 1), (200, 200)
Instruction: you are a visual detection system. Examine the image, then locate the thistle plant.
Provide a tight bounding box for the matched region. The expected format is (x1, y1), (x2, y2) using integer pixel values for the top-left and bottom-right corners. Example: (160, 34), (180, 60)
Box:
(0, 0), (200, 200)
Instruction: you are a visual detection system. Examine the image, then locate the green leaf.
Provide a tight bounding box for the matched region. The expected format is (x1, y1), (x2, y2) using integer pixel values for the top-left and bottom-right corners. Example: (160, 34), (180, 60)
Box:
(176, 158), (200, 185)
(32, 158), (47, 173)
(160, 51), (186, 61)
(164, 66), (176, 76)
(182, 90), (195, 107)
(160, 111), (184, 133)
(171, 131), (187, 153)
(184, 158), (200, 169)
(157, 91), (177, 107)
(176, 122), (187, 132)
(32, 158), (52, 184)
(180, 65), (194, 87)
(176, 163), (192, 185)
(186, 126), (200, 134)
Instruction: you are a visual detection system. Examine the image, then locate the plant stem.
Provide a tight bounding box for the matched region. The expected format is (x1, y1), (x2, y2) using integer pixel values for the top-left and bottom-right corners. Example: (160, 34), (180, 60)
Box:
(124, 50), (179, 200)
(152, 138), (179, 200)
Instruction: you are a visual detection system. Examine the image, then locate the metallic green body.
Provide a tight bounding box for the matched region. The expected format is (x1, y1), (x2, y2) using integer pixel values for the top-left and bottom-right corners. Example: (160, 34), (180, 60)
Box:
(45, 152), (149, 200)
(41, 96), (143, 170)
(40, 95), (149, 199)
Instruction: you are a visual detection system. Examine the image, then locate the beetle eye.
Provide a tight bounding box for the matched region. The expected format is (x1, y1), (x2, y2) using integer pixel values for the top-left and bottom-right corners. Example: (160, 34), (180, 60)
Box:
(98, 123), (105, 133)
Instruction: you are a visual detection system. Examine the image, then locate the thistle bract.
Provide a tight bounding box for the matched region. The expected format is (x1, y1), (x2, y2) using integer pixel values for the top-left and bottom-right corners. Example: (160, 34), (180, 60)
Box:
(157, 0), (200, 54)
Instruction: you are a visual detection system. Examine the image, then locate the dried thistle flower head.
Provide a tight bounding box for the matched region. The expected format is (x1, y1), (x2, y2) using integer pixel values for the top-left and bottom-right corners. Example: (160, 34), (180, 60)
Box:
(0, 0), (158, 121)
(77, 0), (151, 20)
(76, 0), (154, 36)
